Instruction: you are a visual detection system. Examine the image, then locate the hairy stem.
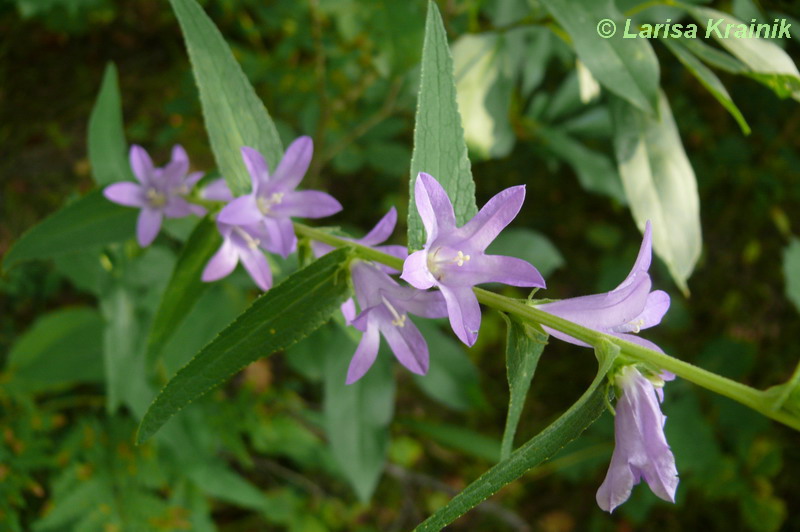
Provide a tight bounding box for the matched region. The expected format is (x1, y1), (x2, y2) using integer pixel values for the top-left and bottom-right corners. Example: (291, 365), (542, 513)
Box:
(293, 222), (800, 431)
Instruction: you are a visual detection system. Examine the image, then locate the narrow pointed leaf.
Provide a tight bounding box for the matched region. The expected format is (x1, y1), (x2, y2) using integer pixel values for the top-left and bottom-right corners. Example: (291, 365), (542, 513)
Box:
(415, 348), (616, 530)
(500, 314), (548, 460)
(403, 419), (500, 462)
(146, 217), (222, 361)
(662, 37), (750, 135)
(408, 0), (477, 250)
(686, 6), (800, 101)
(88, 63), (133, 186)
(542, 0), (660, 114)
(610, 91), (702, 294)
(170, 0), (283, 195)
(137, 249), (352, 443)
(323, 325), (395, 502)
(784, 238), (800, 314)
(2, 190), (137, 271)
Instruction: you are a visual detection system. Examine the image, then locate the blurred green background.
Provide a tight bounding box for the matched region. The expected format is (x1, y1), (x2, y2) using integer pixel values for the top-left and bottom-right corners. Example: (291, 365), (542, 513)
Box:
(2, 0), (800, 530)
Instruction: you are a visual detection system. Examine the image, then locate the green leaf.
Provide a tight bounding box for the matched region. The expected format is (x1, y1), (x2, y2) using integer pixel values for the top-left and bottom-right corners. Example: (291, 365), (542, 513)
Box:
(2, 190), (137, 271)
(323, 325), (395, 502)
(101, 283), (150, 416)
(487, 227), (565, 278)
(679, 36), (747, 75)
(408, 0), (477, 251)
(415, 343), (616, 530)
(610, 91), (702, 294)
(170, 0), (283, 195)
(402, 419), (500, 462)
(686, 6), (800, 100)
(5, 308), (104, 392)
(537, 125), (626, 203)
(542, 0), (660, 114)
(783, 238), (800, 314)
(452, 33), (515, 159)
(412, 320), (487, 412)
(500, 314), (547, 461)
(88, 63), (133, 186)
(146, 217), (222, 362)
(137, 248), (352, 443)
(661, 37), (751, 135)
(188, 463), (272, 511)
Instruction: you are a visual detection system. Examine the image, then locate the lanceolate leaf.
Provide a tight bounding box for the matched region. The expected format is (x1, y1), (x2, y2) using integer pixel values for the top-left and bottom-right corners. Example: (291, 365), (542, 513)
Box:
(415, 348), (616, 530)
(500, 314), (548, 461)
(323, 325), (395, 502)
(661, 37), (751, 135)
(137, 249), (352, 443)
(686, 6), (800, 101)
(2, 190), (137, 271)
(610, 91), (702, 295)
(147, 217), (222, 362)
(170, 0), (283, 195)
(784, 238), (800, 314)
(408, 0), (477, 251)
(542, 0), (660, 114)
(88, 63), (133, 186)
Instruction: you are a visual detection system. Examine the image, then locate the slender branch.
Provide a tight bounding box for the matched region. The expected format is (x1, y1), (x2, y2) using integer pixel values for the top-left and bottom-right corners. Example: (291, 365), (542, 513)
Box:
(293, 222), (800, 432)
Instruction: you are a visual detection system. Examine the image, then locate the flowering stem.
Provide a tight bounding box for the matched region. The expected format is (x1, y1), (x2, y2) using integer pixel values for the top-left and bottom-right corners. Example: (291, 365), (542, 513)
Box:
(294, 222), (800, 431)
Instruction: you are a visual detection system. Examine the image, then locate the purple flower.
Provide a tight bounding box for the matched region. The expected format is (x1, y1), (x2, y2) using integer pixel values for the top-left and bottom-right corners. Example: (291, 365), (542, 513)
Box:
(401, 172), (545, 346)
(535, 221), (670, 352)
(217, 137), (342, 258)
(596, 365), (678, 512)
(104, 145), (205, 246)
(346, 260), (447, 384)
(202, 178), (234, 202)
(202, 221), (274, 291)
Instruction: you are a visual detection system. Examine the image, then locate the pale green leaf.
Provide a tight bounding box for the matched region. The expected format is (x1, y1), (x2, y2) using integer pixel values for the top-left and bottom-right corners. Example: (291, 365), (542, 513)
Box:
(408, 0), (477, 250)
(784, 238), (800, 314)
(542, 0), (660, 114)
(323, 325), (395, 502)
(137, 249), (352, 443)
(171, 0), (283, 195)
(500, 315), (547, 460)
(610, 91), (702, 294)
(486, 227), (564, 278)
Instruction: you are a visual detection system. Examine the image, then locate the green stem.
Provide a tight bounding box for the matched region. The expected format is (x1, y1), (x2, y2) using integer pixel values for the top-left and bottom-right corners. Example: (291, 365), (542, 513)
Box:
(293, 222), (800, 431)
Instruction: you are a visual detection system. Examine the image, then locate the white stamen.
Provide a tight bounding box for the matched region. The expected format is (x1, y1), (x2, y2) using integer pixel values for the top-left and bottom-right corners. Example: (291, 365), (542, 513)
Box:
(628, 318), (645, 334)
(146, 188), (167, 208)
(381, 296), (407, 328)
(233, 226), (261, 250)
(453, 250), (470, 267)
(257, 192), (285, 214)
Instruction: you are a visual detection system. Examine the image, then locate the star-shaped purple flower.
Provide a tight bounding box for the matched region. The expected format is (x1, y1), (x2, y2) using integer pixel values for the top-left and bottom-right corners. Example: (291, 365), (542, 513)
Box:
(535, 221), (670, 352)
(401, 172), (546, 346)
(202, 220), (274, 291)
(346, 260), (448, 384)
(596, 365), (678, 512)
(217, 137), (342, 258)
(104, 145), (205, 246)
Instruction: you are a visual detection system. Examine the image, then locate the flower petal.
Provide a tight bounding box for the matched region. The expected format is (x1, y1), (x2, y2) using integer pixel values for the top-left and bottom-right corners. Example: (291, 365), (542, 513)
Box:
(241, 146), (271, 193)
(617, 221), (653, 290)
(129, 145), (154, 185)
(414, 172), (456, 243)
(401, 250), (436, 290)
(380, 313), (429, 375)
(391, 288), (448, 319)
(136, 208), (163, 247)
(202, 178), (234, 202)
(239, 246), (273, 291)
(359, 207), (397, 247)
(341, 298), (357, 325)
(164, 196), (195, 218)
(270, 190), (342, 219)
(185, 171), (205, 189)
(218, 194), (263, 225)
(636, 290), (670, 330)
(457, 185), (526, 252)
(202, 238), (238, 282)
(162, 145), (190, 186)
(454, 254), (546, 288)
(104, 182), (145, 208)
(262, 217), (297, 258)
(439, 284), (481, 346)
(346, 319), (381, 384)
(272, 136), (313, 192)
